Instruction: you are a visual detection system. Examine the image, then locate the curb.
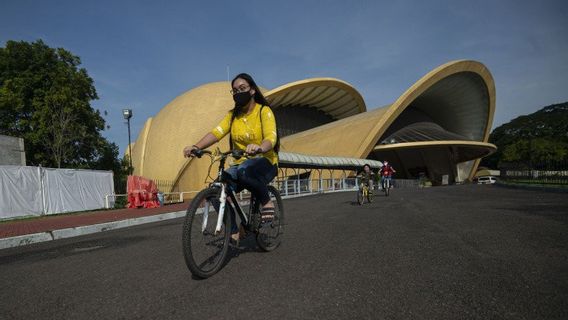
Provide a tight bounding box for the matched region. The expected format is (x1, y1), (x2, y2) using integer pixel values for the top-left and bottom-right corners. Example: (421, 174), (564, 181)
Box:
(0, 210), (186, 250)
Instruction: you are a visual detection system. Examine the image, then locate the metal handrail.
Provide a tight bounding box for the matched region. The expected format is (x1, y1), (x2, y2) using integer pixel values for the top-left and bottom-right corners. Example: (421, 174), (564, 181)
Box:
(105, 177), (420, 209)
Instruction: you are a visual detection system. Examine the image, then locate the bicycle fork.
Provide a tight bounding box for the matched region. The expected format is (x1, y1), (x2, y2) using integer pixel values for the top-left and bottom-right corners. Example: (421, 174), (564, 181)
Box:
(199, 184), (228, 235)
(214, 184), (227, 234)
(211, 184), (249, 235)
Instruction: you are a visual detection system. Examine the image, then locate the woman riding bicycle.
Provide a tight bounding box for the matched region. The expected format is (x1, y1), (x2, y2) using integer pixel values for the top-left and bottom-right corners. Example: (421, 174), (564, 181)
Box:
(183, 73), (278, 242)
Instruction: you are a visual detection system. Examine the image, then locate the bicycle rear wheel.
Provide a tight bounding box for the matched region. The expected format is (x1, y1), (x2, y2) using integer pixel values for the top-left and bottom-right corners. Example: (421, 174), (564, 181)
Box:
(385, 179), (390, 196)
(182, 187), (231, 278)
(256, 185), (284, 252)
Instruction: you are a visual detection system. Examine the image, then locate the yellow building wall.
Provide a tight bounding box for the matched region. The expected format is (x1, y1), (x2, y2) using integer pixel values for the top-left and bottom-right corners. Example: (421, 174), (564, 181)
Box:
(281, 107), (389, 158)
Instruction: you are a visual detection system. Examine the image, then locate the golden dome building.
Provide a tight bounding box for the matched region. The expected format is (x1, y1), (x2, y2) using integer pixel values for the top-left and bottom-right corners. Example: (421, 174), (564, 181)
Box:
(129, 60), (496, 191)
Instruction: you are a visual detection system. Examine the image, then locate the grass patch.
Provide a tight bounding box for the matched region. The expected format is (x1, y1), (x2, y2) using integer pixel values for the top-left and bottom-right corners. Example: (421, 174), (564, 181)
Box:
(500, 180), (568, 189)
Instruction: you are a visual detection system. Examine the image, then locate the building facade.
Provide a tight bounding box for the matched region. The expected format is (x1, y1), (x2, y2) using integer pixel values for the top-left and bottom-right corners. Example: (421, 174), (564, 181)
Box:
(129, 60), (496, 191)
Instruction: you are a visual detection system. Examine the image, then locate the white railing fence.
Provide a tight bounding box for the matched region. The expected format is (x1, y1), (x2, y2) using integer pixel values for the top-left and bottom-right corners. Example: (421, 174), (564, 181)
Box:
(104, 178), (421, 209)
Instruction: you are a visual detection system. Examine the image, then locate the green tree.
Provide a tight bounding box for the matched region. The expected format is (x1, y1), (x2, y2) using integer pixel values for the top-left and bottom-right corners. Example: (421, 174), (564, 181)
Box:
(482, 102), (568, 168)
(501, 138), (568, 167)
(92, 141), (130, 194)
(529, 138), (568, 164)
(502, 140), (530, 163)
(0, 40), (113, 168)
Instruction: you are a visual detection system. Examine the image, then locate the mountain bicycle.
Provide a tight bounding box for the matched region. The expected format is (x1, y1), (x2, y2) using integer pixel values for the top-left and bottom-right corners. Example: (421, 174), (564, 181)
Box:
(357, 180), (373, 205)
(182, 148), (284, 278)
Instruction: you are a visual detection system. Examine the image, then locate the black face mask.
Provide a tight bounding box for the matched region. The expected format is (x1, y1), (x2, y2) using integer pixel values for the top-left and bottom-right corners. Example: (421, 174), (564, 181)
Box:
(233, 91), (252, 107)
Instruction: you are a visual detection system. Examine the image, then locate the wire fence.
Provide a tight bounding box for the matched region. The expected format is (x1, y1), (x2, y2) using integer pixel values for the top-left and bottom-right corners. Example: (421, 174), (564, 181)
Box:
(499, 160), (568, 186)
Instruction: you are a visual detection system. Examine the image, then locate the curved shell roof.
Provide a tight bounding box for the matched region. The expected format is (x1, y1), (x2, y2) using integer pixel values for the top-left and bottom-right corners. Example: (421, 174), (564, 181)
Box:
(280, 60), (495, 180)
(265, 78), (366, 120)
(357, 60), (495, 157)
(374, 141), (496, 163)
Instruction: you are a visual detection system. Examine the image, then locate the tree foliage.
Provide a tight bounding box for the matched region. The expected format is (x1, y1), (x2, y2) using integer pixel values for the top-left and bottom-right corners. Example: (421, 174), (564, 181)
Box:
(0, 39), (120, 170)
(502, 138), (568, 165)
(482, 102), (568, 168)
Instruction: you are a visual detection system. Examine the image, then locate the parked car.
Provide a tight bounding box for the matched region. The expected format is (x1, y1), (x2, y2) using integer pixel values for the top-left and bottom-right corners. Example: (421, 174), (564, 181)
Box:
(477, 176), (497, 184)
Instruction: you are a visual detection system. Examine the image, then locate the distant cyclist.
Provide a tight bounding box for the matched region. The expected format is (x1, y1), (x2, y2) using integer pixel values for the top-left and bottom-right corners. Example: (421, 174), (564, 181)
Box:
(358, 164), (375, 193)
(379, 160), (396, 189)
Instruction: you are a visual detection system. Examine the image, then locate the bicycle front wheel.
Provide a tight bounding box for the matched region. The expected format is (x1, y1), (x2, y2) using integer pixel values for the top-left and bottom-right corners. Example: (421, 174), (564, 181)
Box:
(182, 187), (231, 278)
(367, 187), (373, 203)
(357, 188), (364, 205)
(257, 185), (284, 252)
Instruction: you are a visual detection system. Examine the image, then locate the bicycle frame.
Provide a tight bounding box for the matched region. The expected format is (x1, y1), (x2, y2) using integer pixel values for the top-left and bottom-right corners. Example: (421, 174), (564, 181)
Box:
(382, 176), (392, 189)
(360, 183), (368, 196)
(213, 182), (250, 233)
(197, 149), (252, 234)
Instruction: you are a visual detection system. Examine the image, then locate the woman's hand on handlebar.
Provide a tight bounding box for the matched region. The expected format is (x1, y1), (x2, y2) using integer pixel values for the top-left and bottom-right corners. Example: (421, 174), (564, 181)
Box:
(183, 145), (200, 158)
(245, 144), (263, 155)
(184, 143), (262, 160)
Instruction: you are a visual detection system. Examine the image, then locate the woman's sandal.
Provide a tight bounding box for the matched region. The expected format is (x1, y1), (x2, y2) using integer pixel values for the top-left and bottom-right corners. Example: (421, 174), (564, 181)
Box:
(230, 233), (240, 245)
(230, 224), (246, 245)
(260, 206), (275, 222)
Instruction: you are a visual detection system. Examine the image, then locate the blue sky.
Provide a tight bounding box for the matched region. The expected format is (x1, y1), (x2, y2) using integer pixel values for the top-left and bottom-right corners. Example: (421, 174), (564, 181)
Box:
(2, 0), (567, 154)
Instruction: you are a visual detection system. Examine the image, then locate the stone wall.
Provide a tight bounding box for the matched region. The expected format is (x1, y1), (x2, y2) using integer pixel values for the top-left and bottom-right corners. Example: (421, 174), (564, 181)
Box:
(0, 135), (26, 165)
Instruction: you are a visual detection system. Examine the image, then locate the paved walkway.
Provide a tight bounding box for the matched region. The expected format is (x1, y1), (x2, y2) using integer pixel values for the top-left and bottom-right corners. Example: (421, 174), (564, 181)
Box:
(2, 186), (567, 319)
(0, 190), (318, 250)
(0, 202), (190, 249)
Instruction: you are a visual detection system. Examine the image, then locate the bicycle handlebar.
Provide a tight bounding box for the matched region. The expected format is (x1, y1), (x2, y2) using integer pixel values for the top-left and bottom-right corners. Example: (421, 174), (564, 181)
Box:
(190, 148), (250, 160)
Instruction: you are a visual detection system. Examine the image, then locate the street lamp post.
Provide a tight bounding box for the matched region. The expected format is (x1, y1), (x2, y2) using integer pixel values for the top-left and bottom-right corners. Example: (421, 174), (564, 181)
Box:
(123, 109), (133, 175)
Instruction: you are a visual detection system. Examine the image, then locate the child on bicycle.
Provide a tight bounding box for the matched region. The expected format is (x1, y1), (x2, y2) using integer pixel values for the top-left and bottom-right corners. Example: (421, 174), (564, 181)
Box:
(379, 160), (396, 189)
(183, 73), (278, 242)
(357, 164), (375, 193)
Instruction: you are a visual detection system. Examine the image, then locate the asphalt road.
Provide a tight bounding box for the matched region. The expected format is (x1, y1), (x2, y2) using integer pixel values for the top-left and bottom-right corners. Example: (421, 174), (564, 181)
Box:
(1, 185), (567, 320)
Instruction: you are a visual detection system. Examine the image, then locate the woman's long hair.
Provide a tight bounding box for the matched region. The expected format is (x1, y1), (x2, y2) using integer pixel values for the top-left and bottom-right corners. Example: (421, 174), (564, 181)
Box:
(231, 73), (269, 116)
(229, 73), (280, 152)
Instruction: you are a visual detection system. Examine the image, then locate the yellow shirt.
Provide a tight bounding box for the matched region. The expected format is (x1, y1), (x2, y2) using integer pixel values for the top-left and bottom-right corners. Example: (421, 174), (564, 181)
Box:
(211, 103), (278, 165)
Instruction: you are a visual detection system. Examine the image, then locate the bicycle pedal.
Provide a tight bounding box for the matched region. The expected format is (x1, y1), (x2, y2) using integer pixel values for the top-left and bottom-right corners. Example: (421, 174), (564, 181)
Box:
(260, 220), (273, 227)
(261, 216), (274, 223)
